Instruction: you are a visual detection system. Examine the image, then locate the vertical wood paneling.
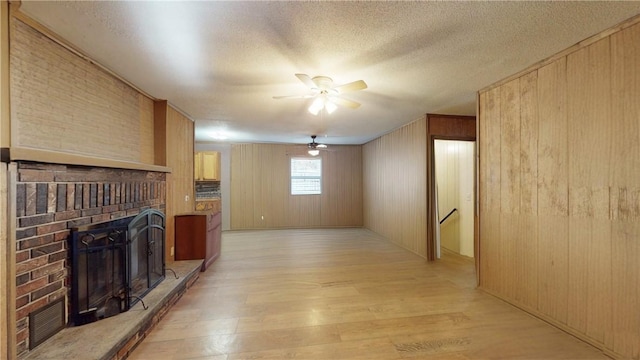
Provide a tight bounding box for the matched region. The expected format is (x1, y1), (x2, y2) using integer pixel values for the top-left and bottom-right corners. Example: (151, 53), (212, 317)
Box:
(153, 101), (168, 167)
(484, 87), (502, 213)
(479, 18), (640, 360)
(537, 59), (569, 217)
(610, 22), (640, 358)
(255, 145), (267, 226)
(270, 146), (289, 226)
(363, 118), (427, 257)
(500, 79), (521, 215)
(321, 146), (363, 227)
(477, 92), (488, 284)
(499, 79), (520, 301)
(519, 72), (539, 215)
(230, 143), (362, 229)
(0, 5), (8, 356)
(0, 1), (8, 148)
(164, 106), (194, 261)
(611, 222), (640, 358)
(566, 38), (612, 343)
(536, 58), (569, 325)
(517, 71), (539, 309)
(479, 88), (501, 293)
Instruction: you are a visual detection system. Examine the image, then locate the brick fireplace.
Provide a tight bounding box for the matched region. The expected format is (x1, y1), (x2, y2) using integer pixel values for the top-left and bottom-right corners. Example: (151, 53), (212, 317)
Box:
(13, 162), (166, 356)
(68, 208), (165, 327)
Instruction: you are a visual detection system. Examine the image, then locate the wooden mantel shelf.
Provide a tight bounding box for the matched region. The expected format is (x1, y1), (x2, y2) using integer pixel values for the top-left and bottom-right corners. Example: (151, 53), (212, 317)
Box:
(3, 147), (171, 173)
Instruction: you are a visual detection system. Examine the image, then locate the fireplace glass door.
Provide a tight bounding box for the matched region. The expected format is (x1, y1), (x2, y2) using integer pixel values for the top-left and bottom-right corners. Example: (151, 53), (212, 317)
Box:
(127, 209), (165, 305)
(70, 223), (130, 325)
(70, 209), (165, 326)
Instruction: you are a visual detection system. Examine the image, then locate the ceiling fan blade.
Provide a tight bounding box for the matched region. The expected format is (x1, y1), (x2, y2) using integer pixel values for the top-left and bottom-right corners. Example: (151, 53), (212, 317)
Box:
(334, 80), (367, 94)
(330, 97), (361, 109)
(295, 73), (317, 89)
(272, 94), (315, 99)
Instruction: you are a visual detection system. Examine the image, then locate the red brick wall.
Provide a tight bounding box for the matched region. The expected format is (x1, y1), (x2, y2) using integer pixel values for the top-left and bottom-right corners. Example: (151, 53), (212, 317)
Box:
(14, 162), (166, 356)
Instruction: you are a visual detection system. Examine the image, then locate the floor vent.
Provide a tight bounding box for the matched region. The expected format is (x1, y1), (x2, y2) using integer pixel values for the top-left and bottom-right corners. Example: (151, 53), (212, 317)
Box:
(29, 298), (65, 350)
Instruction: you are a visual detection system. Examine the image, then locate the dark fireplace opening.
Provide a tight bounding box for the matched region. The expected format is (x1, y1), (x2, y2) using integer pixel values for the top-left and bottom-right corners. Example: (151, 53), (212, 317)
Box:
(70, 209), (165, 326)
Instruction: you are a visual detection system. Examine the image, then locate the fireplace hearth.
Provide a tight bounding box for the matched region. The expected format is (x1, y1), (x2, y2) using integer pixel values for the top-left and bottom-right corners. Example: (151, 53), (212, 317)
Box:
(69, 209), (165, 326)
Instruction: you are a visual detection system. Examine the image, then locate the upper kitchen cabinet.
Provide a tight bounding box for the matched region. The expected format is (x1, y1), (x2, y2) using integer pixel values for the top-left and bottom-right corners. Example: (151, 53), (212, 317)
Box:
(195, 151), (221, 181)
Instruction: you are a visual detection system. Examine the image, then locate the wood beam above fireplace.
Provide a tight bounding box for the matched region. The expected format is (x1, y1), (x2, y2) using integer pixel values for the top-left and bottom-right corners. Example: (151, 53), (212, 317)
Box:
(6, 147), (171, 173)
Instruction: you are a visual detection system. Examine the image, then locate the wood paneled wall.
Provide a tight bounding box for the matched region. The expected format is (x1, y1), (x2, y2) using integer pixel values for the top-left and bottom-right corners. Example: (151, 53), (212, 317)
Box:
(1, 4), (12, 357)
(1, 1), (8, 148)
(363, 118), (427, 257)
(163, 105), (194, 260)
(230, 143), (362, 229)
(9, 17), (155, 163)
(478, 18), (640, 359)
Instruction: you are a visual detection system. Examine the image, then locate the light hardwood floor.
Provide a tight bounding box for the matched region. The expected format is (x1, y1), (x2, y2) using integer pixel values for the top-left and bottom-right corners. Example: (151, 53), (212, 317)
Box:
(129, 228), (606, 360)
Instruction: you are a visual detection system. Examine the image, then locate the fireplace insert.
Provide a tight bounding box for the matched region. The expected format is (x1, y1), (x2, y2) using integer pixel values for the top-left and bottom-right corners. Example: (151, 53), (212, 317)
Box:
(70, 209), (165, 325)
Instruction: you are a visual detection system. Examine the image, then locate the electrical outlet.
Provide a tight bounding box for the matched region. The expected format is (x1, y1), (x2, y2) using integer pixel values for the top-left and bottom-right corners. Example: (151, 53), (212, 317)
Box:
(184, 195), (189, 201)
(261, 215), (264, 220)
(170, 246), (174, 256)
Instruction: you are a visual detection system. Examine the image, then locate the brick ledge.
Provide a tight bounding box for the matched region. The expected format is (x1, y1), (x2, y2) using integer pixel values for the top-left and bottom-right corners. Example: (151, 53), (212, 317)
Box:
(21, 260), (203, 360)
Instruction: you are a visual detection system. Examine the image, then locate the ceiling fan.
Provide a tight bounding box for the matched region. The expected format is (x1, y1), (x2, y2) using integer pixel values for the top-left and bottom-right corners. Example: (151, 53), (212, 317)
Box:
(307, 135), (327, 156)
(274, 74), (367, 115)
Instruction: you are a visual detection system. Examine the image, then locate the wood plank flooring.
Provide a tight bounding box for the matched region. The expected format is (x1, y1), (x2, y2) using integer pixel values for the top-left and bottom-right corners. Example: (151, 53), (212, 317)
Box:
(129, 228), (606, 360)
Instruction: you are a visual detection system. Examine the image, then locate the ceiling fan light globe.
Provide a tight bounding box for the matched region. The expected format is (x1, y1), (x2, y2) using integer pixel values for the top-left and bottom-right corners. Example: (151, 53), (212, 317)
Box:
(308, 149), (320, 156)
(308, 106), (321, 115)
(308, 97), (324, 115)
(325, 101), (337, 114)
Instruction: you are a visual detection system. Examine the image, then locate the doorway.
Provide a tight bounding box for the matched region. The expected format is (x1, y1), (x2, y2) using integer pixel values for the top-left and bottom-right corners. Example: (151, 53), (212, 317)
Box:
(424, 113), (476, 275)
(434, 140), (475, 259)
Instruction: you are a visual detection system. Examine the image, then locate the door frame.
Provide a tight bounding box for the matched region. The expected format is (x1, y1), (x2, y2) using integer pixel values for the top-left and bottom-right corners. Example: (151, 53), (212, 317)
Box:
(425, 114), (476, 263)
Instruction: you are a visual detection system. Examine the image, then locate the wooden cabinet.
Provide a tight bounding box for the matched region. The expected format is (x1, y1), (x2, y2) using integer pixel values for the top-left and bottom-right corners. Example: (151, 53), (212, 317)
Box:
(194, 151), (220, 181)
(194, 152), (202, 180)
(174, 212), (222, 271)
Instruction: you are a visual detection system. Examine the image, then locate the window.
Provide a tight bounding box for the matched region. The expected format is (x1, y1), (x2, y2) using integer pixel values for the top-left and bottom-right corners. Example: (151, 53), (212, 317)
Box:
(291, 157), (322, 195)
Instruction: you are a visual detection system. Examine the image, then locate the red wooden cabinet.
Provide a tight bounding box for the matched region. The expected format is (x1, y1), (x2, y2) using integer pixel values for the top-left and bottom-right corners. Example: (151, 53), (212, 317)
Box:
(174, 212), (221, 271)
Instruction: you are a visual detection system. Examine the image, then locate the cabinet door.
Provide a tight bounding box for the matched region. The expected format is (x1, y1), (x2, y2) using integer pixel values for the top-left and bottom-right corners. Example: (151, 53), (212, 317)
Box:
(194, 152), (203, 180)
(201, 152), (220, 180)
(175, 215), (207, 260)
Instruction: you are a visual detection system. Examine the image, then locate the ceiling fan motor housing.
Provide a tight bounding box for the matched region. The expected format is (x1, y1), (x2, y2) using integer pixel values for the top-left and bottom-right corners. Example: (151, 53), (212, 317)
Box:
(308, 135), (327, 149)
(311, 76), (332, 88)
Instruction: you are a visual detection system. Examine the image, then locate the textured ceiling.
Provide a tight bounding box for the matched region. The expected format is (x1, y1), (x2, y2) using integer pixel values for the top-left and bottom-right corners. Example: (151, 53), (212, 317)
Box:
(18, 1), (640, 145)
